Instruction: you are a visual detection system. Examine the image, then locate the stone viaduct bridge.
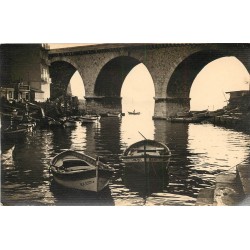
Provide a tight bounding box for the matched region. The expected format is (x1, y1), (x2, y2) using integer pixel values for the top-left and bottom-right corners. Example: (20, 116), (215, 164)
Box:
(48, 43), (250, 118)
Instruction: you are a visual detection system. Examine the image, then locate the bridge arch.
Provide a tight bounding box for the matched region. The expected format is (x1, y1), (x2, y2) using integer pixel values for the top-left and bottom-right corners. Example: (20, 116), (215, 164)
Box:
(94, 56), (143, 97)
(85, 55), (155, 114)
(49, 58), (85, 99)
(155, 49), (249, 116)
(166, 50), (234, 98)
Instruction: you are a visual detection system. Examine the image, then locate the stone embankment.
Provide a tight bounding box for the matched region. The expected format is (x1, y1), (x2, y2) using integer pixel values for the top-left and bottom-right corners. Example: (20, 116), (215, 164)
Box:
(196, 159), (250, 206)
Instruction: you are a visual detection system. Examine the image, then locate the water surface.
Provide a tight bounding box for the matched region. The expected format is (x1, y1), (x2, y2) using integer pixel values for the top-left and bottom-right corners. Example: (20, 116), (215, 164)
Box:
(1, 113), (250, 206)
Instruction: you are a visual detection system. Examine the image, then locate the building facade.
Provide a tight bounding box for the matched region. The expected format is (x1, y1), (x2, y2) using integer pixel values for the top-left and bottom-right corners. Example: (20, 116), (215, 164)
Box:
(226, 90), (250, 110)
(0, 44), (51, 102)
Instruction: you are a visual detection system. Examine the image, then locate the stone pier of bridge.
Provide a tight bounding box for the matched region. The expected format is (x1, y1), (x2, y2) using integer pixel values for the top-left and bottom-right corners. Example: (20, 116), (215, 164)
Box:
(84, 96), (122, 114)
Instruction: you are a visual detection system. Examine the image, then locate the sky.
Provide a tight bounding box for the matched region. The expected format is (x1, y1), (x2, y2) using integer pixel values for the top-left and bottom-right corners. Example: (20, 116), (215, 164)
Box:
(49, 43), (250, 112)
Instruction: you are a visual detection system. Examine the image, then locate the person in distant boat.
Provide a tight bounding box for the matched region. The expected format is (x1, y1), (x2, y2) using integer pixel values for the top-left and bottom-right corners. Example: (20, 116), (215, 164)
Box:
(133, 109), (135, 113)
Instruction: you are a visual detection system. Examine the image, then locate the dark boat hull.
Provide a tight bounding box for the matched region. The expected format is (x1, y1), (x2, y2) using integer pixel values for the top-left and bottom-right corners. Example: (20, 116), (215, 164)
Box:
(167, 117), (206, 123)
(2, 128), (27, 141)
(122, 139), (171, 174)
(122, 156), (170, 174)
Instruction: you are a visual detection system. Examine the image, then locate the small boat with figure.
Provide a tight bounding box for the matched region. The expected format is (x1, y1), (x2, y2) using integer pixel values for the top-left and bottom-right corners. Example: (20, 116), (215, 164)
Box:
(121, 134), (171, 174)
(128, 110), (140, 115)
(50, 150), (114, 192)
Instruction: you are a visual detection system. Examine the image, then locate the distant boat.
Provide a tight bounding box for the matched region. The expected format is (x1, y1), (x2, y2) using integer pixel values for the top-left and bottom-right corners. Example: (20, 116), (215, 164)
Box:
(18, 112), (36, 130)
(121, 139), (171, 174)
(207, 109), (225, 118)
(61, 118), (77, 127)
(48, 117), (63, 128)
(106, 112), (121, 117)
(167, 116), (206, 123)
(50, 150), (114, 192)
(2, 119), (27, 141)
(176, 111), (191, 118)
(128, 110), (140, 115)
(191, 110), (209, 118)
(81, 115), (100, 123)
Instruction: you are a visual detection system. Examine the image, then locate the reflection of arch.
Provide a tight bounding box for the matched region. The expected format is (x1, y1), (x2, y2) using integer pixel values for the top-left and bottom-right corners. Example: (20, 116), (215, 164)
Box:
(94, 56), (142, 97)
(166, 50), (238, 98)
(49, 58), (84, 99)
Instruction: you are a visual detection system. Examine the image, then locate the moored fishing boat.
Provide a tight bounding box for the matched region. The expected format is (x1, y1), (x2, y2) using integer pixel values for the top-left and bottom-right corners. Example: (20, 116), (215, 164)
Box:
(50, 150), (114, 192)
(48, 118), (63, 128)
(167, 116), (206, 123)
(62, 118), (77, 127)
(106, 112), (121, 117)
(191, 109), (209, 118)
(81, 115), (100, 123)
(2, 127), (27, 140)
(121, 139), (171, 174)
(1, 118), (27, 141)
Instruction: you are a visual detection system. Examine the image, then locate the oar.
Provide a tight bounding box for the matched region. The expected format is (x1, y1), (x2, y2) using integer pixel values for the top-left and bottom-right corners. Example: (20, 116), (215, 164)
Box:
(138, 131), (147, 139)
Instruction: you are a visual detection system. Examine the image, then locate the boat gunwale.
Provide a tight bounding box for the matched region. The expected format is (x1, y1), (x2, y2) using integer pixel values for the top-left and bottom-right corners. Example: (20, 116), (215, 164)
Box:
(122, 139), (171, 157)
(50, 150), (114, 172)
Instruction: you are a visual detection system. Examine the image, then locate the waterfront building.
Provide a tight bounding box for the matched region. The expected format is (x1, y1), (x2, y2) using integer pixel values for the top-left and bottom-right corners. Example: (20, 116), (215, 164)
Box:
(0, 85), (15, 101)
(0, 44), (51, 102)
(225, 90), (250, 110)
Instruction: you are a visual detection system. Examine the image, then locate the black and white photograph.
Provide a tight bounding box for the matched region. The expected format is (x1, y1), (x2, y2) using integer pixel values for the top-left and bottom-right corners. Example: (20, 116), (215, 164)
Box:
(1, 42), (250, 206)
(1, 1), (250, 249)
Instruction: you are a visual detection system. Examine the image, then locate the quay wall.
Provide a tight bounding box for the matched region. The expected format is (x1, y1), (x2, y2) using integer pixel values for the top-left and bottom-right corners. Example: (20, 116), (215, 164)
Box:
(196, 157), (250, 206)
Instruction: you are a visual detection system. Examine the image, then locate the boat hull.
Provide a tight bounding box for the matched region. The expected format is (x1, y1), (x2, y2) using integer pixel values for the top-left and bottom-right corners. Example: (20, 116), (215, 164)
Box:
(2, 128), (27, 140)
(81, 119), (97, 123)
(81, 115), (99, 123)
(52, 169), (113, 192)
(167, 117), (206, 123)
(50, 150), (114, 192)
(122, 156), (170, 174)
(122, 139), (171, 174)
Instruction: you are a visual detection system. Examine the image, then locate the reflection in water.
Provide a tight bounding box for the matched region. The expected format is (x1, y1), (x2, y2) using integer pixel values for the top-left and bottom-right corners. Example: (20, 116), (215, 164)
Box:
(188, 124), (250, 169)
(50, 180), (114, 206)
(122, 165), (169, 198)
(1, 113), (250, 206)
(121, 113), (155, 145)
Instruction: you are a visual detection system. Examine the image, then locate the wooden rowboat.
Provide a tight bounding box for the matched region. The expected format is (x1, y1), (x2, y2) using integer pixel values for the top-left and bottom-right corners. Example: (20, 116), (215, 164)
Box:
(81, 115), (99, 123)
(50, 150), (114, 192)
(2, 125), (27, 141)
(121, 139), (171, 174)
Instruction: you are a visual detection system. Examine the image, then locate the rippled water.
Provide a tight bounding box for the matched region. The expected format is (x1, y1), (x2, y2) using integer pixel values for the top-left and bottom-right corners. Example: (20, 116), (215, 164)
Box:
(1, 114), (250, 206)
